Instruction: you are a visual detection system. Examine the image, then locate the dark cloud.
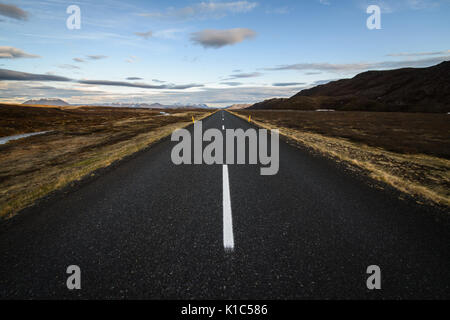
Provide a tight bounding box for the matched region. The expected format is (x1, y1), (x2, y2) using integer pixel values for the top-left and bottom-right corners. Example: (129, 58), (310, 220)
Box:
(0, 3), (28, 20)
(126, 77), (143, 80)
(0, 68), (71, 81)
(0, 46), (39, 59)
(191, 28), (256, 48)
(0, 68), (203, 90)
(272, 82), (306, 87)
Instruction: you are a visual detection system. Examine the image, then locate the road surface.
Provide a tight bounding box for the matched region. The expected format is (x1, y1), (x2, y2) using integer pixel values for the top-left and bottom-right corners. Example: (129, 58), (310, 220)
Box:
(0, 110), (449, 299)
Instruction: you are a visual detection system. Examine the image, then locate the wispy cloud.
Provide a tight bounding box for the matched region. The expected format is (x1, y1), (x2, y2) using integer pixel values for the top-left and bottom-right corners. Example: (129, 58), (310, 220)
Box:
(357, 0), (448, 13)
(58, 64), (81, 70)
(153, 28), (185, 40)
(191, 28), (256, 48)
(387, 49), (450, 56)
(126, 77), (143, 80)
(73, 58), (85, 63)
(139, 1), (258, 21)
(125, 55), (137, 63)
(265, 55), (450, 74)
(227, 71), (263, 79)
(134, 31), (153, 39)
(79, 80), (203, 90)
(0, 46), (39, 59)
(0, 3), (28, 20)
(221, 82), (243, 86)
(86, 55), (108, 60)
(272, 82), (306, 87)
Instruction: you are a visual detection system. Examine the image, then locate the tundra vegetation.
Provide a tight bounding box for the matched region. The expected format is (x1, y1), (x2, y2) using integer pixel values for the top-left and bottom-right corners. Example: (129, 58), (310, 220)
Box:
(0, 104), (211, 218)
(232, 110), (450, 208)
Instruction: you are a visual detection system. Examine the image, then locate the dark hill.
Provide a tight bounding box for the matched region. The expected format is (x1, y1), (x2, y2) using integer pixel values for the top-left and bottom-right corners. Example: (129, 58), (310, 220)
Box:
(250, 61), (450, 112)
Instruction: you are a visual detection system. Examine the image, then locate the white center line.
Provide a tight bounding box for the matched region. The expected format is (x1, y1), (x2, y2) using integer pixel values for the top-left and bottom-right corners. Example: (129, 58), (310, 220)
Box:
(222, 125), (225, 130)
(222, 164), (234, 252)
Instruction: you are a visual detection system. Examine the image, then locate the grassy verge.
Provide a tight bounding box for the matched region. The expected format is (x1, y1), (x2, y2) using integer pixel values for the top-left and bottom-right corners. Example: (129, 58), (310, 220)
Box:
(0, 106), (213, 218)
(230, 110), (450, 208)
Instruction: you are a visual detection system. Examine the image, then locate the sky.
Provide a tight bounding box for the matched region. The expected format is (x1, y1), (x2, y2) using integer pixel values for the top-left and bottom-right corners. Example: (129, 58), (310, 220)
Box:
(0, 0), (449, 107)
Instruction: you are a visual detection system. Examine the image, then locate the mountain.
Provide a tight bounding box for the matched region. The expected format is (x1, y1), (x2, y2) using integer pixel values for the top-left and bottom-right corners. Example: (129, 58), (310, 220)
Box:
(23, 98), (70, 106)
(250, 61), (450, 113)
(227, 104), (253, 110)
(106, 102), (210, 109)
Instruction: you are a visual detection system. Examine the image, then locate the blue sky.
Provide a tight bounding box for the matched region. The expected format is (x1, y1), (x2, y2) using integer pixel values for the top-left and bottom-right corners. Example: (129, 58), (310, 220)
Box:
(0, 0), (449, 106)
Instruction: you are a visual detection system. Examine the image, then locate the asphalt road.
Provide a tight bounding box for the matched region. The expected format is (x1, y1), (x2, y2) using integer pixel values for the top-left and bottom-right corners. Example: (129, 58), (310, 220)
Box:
(0, 110), (449, 299)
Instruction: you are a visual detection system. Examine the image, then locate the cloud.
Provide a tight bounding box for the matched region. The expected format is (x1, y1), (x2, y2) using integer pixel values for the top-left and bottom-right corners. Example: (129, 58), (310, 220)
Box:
(86, 55), (108, 60)
(0, 68), (203, 90)
(0, 3), (28, 20)
(265, 55), (450, 74)
(191, 28), (256, 48)
(387, 50), (450, 57)
(73, 58), (85, 63)
(358, 0), (448, 13)
(0, 82), (107, 102)
(228, 71), (262, 79)
(221, 82), (243, 86)
(153, 28), (185, 39)
(272, 82), (306, 87)
(135, 31), (153, 39)
(78, 80), (203, 90)
(139, 1), (258, 20)
(58, 64), (81, 70)
(319, 0), (331, 5)
(153, 79), (166, 83)
(126, 77), (143, 80)
(0, 68), (71, 81)
(125, 56), (137, 63)
(0, 46), (39, 59)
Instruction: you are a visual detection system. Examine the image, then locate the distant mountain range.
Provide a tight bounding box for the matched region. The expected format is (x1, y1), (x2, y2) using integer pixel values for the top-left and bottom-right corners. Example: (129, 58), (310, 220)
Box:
(106, 102), (210, 109)
(250, 61), (450, 113)
(23, 98), (70, 106)
(22, 99), (211, 109)
(227, 104), (253, 110)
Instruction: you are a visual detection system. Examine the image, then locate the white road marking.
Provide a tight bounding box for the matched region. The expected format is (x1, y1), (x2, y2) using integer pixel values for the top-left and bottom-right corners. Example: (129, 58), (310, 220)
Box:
(222, 164), (234, 252)
(222, 125), (225, 130)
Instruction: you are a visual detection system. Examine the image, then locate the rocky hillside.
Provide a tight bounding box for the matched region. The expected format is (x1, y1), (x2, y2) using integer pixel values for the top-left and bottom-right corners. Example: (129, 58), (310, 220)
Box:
(250, 61), (450, 113)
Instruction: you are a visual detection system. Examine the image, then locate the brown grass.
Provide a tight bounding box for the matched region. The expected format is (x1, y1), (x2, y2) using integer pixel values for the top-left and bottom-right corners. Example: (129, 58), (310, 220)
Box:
(0, 104), (213, 218)
(232, 110), (450, 207)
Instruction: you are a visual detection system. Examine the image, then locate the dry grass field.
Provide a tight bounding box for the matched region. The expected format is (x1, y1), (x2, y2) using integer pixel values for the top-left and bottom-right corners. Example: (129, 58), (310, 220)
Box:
(0, 104), (212, 218)
(233, 110), (450, 208)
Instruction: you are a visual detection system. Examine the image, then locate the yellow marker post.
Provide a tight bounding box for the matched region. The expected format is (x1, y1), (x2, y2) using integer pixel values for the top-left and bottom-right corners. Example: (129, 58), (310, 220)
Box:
(248, 115), (251, 122)
(192, 116), (195, 124)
